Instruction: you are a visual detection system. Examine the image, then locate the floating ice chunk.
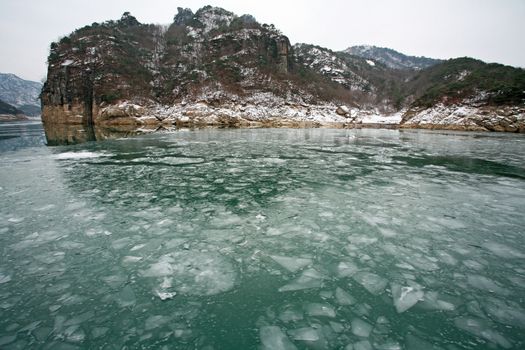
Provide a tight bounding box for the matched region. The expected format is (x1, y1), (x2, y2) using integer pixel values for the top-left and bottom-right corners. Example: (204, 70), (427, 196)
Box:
(288, 327), (320, 341)
(7, 217), (24, 223)
(270, 255), (312, 273)
(279, 268), (323, 292)
(259, 326), (298, 350)
(116, 285), (136, 308)
(351, 318), (373, 337)
(405, 334), (445, 350)
(378, 227), (397, 237)
(484, 298), (525, 328)
(375, 340), (402, 350)
(122, 256), (142, 263)
(279, 309), (303, 323)
(142, 256), (175, 277)
(482, 242), (525, 259)
(155, 277), (176, 300)
(454, 317), (512, 349)
(467, 274), (509, 295)
(63, 312), (93, 327)
(305, 303), (336, 318)
(34, 251), (65, 264)
(353, 340), (373, 350)
(335, 287), (356, 305)
(49, 305), (61, 312)
(160, 276), (172, 289)
(111, 237), (132, 250)
(420, 291), (455, 311)
(141, 251), (236, 296)
(91, 327), (109, 339)
(155, 290), (176, 300)
(130, 243), (146, 251)
(353, 272), (387, 295)
(53, 151), (107, 160)
(267, 227), (285, 236)
(406, 255), (439, 271)
(101, 275), (127, 289)
(64, 325), (85, 342)
(395, 262), (415, 270)
(145, 315), (170, 331)
(348, 235), (378, 245)
(463, 259), (484, 270)
(0, 274), (11, 284)
(435, 250), (458, 266)
(337, 261), (359, 277)
(330, 321), (345, 333)
(391, 283), (424, 313)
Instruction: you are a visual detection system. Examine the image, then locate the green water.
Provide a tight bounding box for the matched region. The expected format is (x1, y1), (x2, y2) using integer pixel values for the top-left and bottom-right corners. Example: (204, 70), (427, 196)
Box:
(0, 122), (524, 349)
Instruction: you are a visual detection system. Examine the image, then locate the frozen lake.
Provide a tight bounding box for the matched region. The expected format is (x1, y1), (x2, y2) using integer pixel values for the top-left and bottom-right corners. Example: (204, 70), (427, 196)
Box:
(1, 122), (525, 349)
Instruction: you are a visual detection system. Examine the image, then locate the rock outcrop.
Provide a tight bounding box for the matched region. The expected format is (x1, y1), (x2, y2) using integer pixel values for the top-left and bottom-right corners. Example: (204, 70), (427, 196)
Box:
(401, 104), (525, 132)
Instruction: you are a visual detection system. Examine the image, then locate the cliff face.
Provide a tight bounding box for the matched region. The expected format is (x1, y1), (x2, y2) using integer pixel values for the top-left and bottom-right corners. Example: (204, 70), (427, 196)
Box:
(41, 8), (300, 126)
(41, 6), (525, 132)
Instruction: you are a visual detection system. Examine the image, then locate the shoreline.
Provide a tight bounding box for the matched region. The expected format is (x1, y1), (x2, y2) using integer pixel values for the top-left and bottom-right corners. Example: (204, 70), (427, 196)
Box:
(41, 100), (525, 134)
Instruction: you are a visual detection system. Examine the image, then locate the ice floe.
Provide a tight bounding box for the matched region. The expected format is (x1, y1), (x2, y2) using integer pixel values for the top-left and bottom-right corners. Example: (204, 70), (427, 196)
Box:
(353, 272), (388, 295)
(259, 326), (297, 350)
(53, 151), (108, 160)
(288, 327), (320, 341)
(270, 255), (312, 273)
(351, 318), (373, 337)
(454, 317), (512, 348)
(304, 303), (336, 318)
(140, 251), (237, 295)
(391, 283), (424, 313)
(279, 268), (324, 292)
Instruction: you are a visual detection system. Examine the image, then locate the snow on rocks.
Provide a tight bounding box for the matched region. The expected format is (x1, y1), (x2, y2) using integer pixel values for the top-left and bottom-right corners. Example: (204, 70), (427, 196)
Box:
(336, 105), (350, 117)
(402, 103), (525, 132)
(82, 94), (524, 133)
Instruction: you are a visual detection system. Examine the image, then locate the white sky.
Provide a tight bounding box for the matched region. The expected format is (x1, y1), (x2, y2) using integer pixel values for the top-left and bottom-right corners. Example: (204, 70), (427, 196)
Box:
(1, 0), (524, 81)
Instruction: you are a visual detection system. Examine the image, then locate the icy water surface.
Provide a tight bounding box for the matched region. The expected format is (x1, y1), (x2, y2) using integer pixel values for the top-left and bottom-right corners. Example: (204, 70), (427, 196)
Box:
(1, 123), (525, 349)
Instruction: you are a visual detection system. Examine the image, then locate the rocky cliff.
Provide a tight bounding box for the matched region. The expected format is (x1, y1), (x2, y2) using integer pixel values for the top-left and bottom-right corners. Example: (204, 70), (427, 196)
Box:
(41, 6), (525, 132)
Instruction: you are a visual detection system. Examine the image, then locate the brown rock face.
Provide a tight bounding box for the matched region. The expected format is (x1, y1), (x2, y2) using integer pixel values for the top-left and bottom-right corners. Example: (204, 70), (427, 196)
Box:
(41, 8), (295, 126)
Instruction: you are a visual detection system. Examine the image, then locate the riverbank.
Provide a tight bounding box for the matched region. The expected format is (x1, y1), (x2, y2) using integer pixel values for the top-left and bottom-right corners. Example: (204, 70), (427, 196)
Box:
(42, 100), (525, 133)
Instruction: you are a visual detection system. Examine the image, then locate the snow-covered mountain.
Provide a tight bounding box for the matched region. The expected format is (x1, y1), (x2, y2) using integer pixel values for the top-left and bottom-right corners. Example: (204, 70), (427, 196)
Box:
(343, 45), (442, 70)
(0, 73), (42, 116)
(40, 6), (525, 132)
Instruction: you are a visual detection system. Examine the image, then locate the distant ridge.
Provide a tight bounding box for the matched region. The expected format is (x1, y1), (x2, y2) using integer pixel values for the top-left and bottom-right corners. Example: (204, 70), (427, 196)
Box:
(343, 45), (442, 70)
(0, 73), (42, 116)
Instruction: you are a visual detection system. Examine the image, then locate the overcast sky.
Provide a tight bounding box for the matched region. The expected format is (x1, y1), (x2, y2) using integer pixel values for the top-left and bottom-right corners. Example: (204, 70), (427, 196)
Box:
(1, 0), (524, 82)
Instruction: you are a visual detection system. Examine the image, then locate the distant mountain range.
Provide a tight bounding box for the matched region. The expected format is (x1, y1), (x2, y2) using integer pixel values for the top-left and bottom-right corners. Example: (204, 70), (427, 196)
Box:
(40, 6), (524, 132)
(0, 73), (42, 116)
(343, 45), (442, 70)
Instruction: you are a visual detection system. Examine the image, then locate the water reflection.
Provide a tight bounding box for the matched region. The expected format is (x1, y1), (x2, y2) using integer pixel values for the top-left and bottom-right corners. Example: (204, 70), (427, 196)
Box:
(43, 123), (171, 146)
